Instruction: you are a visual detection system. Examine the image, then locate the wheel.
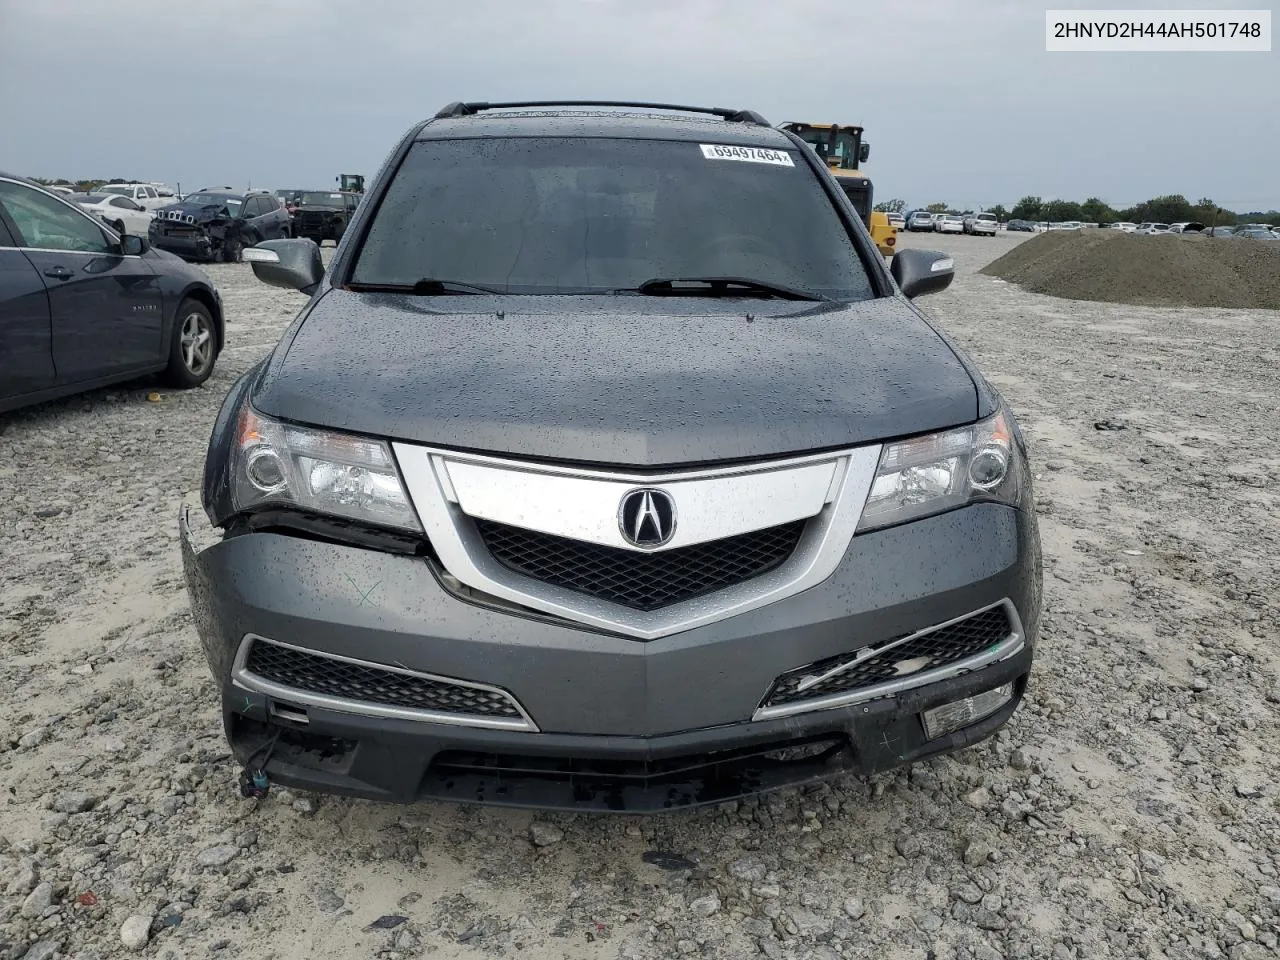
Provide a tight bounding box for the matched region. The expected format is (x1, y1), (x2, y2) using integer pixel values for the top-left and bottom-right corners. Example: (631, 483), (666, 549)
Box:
(162, 299), (218, 388)
(220, 236), (243, 263)
(280, 224), (291, 239)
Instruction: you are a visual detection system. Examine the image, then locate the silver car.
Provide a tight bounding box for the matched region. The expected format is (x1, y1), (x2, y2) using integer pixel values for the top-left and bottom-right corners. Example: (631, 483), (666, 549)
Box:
(964, 212), (998, 236)
(906, 210), (934, 231)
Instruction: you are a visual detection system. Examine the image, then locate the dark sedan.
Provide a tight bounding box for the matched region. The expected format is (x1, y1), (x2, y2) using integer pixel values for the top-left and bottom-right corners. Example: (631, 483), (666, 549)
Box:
(1005, 219), (1036, 232)
(150, 189), (292, 263)
(1, 174), (224, 414)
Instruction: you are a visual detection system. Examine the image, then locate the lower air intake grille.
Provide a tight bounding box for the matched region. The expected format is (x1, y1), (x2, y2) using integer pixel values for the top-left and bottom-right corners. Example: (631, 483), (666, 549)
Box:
(762, 605), (1014, 708)
(243, 640), (523, 720)
(474, 519), (807, 611)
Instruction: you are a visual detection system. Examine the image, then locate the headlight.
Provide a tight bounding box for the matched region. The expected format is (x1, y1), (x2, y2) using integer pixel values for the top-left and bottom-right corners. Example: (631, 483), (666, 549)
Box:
(232, 407), (421, 532)
(856, 409), (1019, 532)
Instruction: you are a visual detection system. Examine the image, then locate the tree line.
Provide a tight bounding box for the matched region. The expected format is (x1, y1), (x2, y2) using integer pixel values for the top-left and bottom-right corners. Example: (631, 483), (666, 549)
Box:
(875, 195), (1279, 227)
(31, 176), (156, 193)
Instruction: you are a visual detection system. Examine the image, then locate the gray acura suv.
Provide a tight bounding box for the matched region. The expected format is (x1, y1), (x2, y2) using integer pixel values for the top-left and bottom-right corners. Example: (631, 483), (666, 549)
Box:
(182, 100), (1042, 812)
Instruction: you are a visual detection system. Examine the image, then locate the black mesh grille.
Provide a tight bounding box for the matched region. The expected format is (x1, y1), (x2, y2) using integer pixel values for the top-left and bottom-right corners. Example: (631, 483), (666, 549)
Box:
(475, 519), (807, 611)
(762, 606), (1014, 707)
(244, 641), (522, 719)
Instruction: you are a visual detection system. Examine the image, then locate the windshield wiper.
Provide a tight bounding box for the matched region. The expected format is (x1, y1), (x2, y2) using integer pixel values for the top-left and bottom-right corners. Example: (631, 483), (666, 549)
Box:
(622, 276), (830, 301)
(346, 278), (500, 295)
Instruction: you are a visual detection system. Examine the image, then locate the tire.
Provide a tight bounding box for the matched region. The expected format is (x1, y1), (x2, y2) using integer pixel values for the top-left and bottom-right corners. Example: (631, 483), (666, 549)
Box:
(219, 236), (242, 263)
(162, 299), (218, 388)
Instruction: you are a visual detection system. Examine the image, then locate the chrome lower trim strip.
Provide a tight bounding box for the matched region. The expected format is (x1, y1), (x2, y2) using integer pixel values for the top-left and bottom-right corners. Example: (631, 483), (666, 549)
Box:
(752, 599), (1026, 722)
(392, 444), (883, 640)
(230, 634), (539, 732)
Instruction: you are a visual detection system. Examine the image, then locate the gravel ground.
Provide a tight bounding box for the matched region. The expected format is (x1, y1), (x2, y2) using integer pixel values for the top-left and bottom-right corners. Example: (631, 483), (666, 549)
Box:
(2, 233), (1278, 960)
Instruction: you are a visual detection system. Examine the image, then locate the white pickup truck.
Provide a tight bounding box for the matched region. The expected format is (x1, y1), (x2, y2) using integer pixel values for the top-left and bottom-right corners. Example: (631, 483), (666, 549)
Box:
(95, 183), (178, 212)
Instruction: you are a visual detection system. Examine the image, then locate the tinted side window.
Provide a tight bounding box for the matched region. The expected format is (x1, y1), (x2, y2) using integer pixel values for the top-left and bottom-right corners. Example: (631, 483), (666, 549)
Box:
(0, 182), (111, 253)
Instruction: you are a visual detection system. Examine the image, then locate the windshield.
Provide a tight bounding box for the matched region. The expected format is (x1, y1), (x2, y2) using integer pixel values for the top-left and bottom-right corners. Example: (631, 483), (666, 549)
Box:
(184, 193), (243, 214)
(97, 186), (130, 197)
(977, 214), (996, 221)
(352, 136), (875, 300)
(299, 191), (344, 206)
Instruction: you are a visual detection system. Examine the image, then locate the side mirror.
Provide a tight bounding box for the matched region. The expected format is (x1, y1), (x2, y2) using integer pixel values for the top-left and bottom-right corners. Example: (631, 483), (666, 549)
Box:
(891, 248), (955, 299)
(859, 143), (870, 163)
(120, 234), (148, 256)
(243, 238), (325, 293)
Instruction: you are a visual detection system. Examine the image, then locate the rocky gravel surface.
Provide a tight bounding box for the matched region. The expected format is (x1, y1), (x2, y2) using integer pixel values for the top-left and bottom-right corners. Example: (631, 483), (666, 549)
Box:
(2, 235), (1278, 960)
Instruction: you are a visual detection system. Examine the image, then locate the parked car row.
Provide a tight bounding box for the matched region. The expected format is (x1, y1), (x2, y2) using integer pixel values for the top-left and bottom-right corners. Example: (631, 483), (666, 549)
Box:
(902, 210), (998, 235)
(48, 180), (364, 264)
(1208, 224), (1279, 240)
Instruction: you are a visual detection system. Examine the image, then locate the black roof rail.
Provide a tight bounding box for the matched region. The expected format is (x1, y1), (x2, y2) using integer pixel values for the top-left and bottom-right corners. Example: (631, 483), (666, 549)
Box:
(433, 100), (771, 126)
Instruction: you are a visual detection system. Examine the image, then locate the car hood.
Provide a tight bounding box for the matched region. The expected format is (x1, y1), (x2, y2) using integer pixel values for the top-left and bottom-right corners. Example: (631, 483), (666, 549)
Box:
(252, 291), (980, 467)
(162, 201), (237, 222)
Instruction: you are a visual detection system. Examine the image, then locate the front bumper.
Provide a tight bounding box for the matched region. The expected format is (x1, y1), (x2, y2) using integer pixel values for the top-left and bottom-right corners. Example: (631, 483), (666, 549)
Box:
(151, 228), (216, 261)
(181, 502), (1041, 811)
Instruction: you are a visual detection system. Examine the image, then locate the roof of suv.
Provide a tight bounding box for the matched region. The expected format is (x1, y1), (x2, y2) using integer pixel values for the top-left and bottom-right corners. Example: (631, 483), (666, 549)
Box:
(419, 109), (796, 150)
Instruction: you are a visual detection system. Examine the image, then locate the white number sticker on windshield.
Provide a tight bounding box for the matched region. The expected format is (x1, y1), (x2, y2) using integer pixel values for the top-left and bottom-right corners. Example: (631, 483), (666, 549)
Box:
(699, 144), (795, 167)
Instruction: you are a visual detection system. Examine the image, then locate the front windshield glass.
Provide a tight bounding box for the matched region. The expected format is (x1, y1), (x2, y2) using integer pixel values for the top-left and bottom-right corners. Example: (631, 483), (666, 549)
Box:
(352, 136), (874, 300)
(184, 193), (243, 215)
(299, 192), (344, 206)
(98, 186), (129, 197)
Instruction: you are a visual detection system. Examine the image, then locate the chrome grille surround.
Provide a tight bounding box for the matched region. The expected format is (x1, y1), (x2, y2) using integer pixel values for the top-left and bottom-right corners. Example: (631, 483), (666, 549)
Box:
(392, 443), (884, 640)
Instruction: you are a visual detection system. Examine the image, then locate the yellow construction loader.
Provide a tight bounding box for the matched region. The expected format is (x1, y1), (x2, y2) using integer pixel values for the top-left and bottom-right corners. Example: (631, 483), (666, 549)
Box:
(779, 122), (896, 257)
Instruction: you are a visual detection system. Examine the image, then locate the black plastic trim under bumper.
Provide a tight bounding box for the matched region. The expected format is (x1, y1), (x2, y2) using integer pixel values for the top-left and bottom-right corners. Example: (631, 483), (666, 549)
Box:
(225, 646), (1031, 813)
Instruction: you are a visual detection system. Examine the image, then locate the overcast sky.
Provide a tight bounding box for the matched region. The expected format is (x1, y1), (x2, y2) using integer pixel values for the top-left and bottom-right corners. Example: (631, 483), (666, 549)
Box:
(1, 0), (1276, 211)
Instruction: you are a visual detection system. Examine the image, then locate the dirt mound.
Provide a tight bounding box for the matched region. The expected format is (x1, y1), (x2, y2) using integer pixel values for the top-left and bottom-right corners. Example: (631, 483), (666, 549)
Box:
(980, 230), (1280, 309)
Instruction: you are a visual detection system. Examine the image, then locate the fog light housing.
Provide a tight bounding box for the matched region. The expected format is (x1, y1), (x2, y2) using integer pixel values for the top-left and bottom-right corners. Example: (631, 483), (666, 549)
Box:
(920, 683), (1014, 740)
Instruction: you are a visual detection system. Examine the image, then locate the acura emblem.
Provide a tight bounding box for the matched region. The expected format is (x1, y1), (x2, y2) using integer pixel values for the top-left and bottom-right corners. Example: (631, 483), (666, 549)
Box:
(618, 488), (676, 548)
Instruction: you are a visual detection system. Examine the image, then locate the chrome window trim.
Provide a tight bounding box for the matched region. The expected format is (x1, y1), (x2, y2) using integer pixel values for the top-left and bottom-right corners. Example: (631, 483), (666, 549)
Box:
(393, 443), (883, 640)
(752, 598), (1025, 721)
(8, 247), (144, 259)
(231, 633), (539, 732)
